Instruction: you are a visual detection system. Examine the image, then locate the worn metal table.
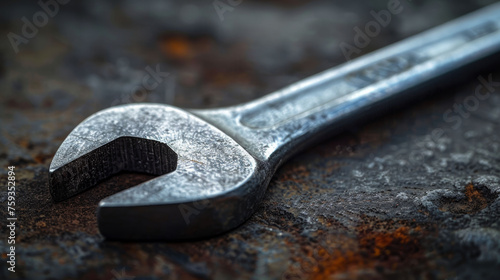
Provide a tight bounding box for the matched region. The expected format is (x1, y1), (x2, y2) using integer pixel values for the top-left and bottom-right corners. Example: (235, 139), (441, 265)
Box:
(1, 0), (500, 279)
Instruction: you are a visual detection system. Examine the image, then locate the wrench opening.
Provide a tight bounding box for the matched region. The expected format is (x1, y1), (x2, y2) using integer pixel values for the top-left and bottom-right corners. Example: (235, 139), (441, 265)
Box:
(50, 136), (178, 202)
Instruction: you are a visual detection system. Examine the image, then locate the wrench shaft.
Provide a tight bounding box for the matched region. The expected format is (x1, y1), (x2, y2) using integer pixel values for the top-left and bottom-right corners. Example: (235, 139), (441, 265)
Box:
(194, 3), (500, 166)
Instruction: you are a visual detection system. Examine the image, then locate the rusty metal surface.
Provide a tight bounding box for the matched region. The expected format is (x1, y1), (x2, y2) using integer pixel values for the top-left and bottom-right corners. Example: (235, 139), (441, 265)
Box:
(1, 0), (500, 279)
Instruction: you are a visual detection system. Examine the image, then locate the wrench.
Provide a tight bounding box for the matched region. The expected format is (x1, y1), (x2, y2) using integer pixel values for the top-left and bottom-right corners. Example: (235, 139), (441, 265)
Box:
(50, 3), (500, 240)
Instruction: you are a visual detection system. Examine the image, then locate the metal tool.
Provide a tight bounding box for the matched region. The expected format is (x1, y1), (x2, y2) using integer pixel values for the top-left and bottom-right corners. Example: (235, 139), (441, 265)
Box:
(49, 4), (500, 240)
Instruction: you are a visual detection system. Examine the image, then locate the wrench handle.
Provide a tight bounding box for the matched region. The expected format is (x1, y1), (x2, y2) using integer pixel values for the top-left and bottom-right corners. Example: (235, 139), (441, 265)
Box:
(194, 3), (500, 166)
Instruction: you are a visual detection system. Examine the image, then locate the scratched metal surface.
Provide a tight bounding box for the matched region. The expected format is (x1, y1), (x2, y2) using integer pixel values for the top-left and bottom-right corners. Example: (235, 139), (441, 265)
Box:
(49, 104), (256, 202)
(49, 104), (264, 240)
(1, 0), (500, 279)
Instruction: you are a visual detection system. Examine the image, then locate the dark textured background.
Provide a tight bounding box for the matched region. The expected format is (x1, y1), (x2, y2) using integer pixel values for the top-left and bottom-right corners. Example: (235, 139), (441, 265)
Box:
(1, 0), (500, 279)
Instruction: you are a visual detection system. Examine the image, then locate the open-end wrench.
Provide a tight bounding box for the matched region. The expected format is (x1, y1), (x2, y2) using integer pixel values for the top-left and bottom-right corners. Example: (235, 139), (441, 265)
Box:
(50, 3), (500, 240)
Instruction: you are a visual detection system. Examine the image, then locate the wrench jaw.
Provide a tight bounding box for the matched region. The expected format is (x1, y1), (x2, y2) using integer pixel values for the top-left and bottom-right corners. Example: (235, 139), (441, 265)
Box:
(96, 160), (269, 240)
(50, 103), (265, 240)
(49, 104), (180, 202)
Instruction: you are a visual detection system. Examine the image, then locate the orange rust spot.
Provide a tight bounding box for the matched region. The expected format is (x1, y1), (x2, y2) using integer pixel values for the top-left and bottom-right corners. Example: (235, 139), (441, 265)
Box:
(307, 218), (424, 279)
(34, 154), (46, 164)
(465, 183), (485, 203)
(19, 139), (30, 148)
(161, 37), (193, 59)
(309, 250), (367, 280)
(439, 183), (496, 214)
(280, 164), (310, 183)
(36, 221), (46, 228)
(359, 226), (413, 258)
(2, 253), (7, 259)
